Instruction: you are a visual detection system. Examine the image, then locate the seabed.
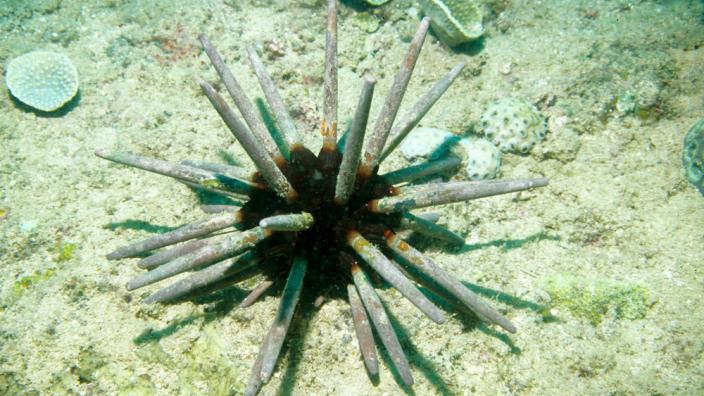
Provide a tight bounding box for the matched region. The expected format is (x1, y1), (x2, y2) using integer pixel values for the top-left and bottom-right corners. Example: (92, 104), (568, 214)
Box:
(1, 0), (703, 394)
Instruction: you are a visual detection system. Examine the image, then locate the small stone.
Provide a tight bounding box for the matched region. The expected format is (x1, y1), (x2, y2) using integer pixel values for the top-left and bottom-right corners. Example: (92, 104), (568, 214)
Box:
(615, 93), (636, 115)
(5, 50), (79, 112)
(399, 127), (455, 161)
(418, 0), (483, 47)
(264, 39), (286, 59)
(500, 62), (512, 75)
(634, 78), (660, 110)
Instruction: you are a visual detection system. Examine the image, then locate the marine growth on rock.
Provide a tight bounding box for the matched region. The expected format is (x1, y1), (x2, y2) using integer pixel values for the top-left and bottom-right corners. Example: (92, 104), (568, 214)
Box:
(96, 2), (548, 394)
(683, 117), (704, 196)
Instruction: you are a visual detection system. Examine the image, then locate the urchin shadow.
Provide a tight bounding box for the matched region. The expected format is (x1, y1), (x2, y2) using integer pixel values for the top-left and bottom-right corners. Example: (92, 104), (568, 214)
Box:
(381, 302), (451, 396)
(451, 37), (485, 56)
(8, 89), (81, 117)
(458, 231), (561, 254)
(104, 219), (178, 234)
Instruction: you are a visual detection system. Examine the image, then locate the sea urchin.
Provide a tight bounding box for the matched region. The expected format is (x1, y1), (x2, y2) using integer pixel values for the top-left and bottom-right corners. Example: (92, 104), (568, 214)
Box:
(96, 1), (548, 394)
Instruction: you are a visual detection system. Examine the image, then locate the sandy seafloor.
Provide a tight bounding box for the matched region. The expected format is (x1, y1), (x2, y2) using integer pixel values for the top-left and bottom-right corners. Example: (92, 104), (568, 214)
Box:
(1, 0), (703, 394)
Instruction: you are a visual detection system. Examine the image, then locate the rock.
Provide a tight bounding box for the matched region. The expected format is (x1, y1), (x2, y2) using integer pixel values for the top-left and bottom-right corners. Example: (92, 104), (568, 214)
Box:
(5, 50), (78, 112)
(479, 97), (547, 154)
(418, 0), (483, 47)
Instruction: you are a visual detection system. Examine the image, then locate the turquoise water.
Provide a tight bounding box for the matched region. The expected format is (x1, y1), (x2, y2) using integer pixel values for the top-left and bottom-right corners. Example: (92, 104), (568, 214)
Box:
(1, 1), (703, 394)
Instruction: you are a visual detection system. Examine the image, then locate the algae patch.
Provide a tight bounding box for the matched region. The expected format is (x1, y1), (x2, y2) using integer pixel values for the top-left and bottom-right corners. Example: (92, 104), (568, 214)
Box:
(12, 269), (56, 297)
(55, 241), (77, 262)
(544, 274), (654, 325)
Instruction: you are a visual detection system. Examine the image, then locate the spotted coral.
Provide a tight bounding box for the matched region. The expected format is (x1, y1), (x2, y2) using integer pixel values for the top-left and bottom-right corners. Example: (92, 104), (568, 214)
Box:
(5, 50), (78, 112)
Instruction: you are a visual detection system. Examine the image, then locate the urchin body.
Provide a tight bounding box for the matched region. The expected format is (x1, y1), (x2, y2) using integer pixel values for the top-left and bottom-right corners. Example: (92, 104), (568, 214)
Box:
(97, 1), (547, 394)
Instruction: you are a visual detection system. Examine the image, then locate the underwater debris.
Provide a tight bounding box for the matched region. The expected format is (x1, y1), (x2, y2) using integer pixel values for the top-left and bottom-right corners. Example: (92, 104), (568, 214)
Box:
(5, 50), (78, 112)
(96, 1), (548, 394)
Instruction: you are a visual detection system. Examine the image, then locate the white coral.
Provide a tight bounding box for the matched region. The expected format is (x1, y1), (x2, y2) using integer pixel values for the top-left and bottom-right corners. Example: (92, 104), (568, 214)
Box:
(6, 51), (78, 112)
(480, 97), (547, 154)
(455, 137), (501, 180)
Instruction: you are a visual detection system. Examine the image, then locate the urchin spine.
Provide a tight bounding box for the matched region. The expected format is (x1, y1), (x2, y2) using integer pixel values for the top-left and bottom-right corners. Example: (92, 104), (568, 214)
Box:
(96, 0), (549, 393)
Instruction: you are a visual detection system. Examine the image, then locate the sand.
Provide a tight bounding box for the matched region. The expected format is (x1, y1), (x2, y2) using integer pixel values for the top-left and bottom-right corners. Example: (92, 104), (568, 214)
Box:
(1, 0), (703, 394)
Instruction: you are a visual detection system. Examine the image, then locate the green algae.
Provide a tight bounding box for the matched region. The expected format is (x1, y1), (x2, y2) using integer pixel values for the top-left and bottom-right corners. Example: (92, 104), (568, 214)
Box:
(544, 274), (655, 325)
(134, 325), (244, 395)
(55, 241), (76, 262)
(71, 347), (108, 384)
(0, 371), (37, 396)
(12, 269), (56, 296)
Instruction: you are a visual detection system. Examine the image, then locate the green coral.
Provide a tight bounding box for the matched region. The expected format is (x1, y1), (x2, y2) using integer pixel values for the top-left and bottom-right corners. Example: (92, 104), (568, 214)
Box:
(544, 274), (654, 325)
